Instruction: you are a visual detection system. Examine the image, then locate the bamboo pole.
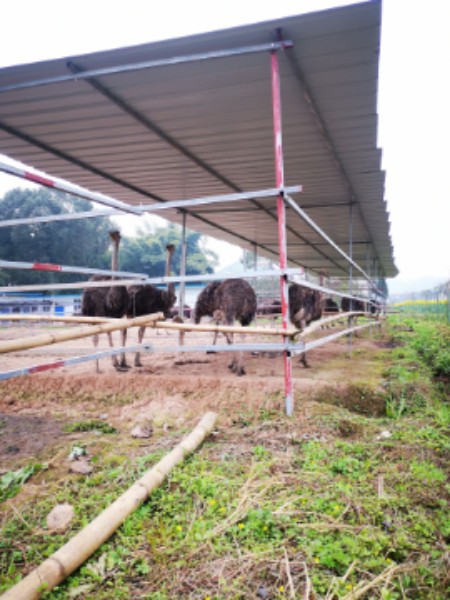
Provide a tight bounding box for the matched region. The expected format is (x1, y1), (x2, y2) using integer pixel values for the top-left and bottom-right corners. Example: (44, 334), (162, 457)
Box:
(0, 314), (299, 341)
(0, 315), (122, 325)
(296, 311), (372, 338)
(0, 411), (218, 600)
(0, 312), (376, 353)
(0, 312), (164, 354)
(152, 320), (299, 337)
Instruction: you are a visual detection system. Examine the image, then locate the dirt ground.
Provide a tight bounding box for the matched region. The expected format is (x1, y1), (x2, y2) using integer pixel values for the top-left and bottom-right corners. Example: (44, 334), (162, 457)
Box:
(0, 320), (382, 471)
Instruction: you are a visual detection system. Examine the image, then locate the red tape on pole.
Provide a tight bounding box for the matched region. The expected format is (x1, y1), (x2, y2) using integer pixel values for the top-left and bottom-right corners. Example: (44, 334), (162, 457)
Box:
(25, 171), (55, 187)
(32, 263), (62, 272)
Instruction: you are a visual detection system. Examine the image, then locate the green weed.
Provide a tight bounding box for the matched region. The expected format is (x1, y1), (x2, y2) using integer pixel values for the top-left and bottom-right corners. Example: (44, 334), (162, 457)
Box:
(1, 314), (449, 598)
(63, 420), (118, 434)
(0, 463), (44, 503)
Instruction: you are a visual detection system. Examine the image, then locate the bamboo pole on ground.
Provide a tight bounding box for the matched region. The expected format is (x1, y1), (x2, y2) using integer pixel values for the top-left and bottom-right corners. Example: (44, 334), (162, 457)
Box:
(0, 313), (164, 354)
(0, 411), (218, 600)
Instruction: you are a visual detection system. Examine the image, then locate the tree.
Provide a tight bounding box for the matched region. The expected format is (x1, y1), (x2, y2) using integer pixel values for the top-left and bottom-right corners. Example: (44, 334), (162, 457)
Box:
(0, 188), (117, 286)
(120, 223), (218, 276)
(0, 189), (218, 286)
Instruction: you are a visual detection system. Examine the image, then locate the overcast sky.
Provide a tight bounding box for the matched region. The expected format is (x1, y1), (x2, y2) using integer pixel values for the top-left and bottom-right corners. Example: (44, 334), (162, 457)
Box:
(0, 0), (449, 291)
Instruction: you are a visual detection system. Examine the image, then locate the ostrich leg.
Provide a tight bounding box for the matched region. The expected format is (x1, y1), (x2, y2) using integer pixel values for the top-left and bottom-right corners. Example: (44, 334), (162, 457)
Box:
(108, 332), (121, 370)
(117, 329), (129, 370)
(135, 326), (146, 367)
(93, 333), (101, 373)
(228, 332), (247, 376)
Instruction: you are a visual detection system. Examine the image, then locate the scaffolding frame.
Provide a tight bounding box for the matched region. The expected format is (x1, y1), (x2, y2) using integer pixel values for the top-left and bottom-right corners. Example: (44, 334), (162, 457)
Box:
(0, 39), (385, 413)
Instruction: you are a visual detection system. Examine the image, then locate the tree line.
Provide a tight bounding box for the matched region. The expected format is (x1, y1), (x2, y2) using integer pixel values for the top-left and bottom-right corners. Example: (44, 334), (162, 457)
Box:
(0, 188), (218, 287)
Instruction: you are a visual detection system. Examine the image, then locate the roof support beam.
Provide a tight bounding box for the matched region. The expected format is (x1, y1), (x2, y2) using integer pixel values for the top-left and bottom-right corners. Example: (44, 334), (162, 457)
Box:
(285, 193), (378, 291)
(278, 28), (384, 276)
(0, 159), (142, 215)
(264, 240), (371, 248)
(0, 185), (301, 228)
(0, 41), (293, 94)
(66, 60), (347, 275)
(0, 120), (165, 203)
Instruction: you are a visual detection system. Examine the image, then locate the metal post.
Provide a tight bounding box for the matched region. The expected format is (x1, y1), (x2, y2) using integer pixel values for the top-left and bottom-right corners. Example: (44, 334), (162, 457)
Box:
(179, 211), (187, 344)
(271, 50), (293, 416)
(366, 243), (371, 298)
(348, 203), (354, 348)
(366, 244), (373, 336)
(179, 211), (187, 313)
(349, 203), (353, 304)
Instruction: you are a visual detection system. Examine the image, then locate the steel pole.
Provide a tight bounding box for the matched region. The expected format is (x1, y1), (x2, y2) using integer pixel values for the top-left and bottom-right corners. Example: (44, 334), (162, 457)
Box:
(271, 50), (293, 416)
(348, 202), (354, 350)
(178, 211), (188, 345)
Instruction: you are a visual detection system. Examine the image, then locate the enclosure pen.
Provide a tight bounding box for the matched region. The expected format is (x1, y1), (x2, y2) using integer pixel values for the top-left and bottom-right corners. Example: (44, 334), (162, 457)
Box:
(0, 2), (395, 416)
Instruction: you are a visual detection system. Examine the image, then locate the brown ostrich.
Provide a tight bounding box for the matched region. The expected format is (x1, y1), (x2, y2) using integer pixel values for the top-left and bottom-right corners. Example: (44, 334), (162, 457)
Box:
(81, 230), (129, 372)
(193, 280), (223, 345)
(193, 278), (257, 376)
(124, 244), (177, 367)
(324, 298), (340, 314)
(368, 299), (382, 316)
(341, 297), (366, 313)
(322, 297), (340, 329)
(288, 283), (323, 367)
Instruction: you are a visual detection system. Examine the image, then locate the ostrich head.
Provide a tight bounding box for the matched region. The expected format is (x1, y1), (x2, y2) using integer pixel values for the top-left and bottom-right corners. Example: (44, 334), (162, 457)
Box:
(108, 230), (122, 273)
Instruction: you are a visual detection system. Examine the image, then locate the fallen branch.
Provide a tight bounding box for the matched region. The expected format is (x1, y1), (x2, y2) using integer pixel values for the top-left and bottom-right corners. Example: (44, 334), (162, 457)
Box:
(0, 411), (217, 600)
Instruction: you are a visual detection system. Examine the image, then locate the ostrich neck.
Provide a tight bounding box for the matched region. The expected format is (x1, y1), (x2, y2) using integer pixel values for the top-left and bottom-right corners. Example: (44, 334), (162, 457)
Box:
(111, 239), (119, 275)
(165, 249), (174, 294)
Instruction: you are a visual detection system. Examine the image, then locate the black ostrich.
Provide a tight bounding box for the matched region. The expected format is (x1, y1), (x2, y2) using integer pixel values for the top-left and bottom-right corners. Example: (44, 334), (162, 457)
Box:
(81, 230), (129, 372)
(324, 298), (340, 313)
(193, 278), (257, 376)
(124, 244), (177, 367)
(288, 283), (323, 367)
(193, 280), (222, 344)
(341, 297), (366, 313)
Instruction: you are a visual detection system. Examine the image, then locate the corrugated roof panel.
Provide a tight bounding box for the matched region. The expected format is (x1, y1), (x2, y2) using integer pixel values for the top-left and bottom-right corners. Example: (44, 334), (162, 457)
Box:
(0, 0), (396, 278)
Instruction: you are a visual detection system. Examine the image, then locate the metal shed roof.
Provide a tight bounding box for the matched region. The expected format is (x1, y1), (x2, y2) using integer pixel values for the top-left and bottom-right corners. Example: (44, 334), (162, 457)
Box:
(0, 0), (397, 278)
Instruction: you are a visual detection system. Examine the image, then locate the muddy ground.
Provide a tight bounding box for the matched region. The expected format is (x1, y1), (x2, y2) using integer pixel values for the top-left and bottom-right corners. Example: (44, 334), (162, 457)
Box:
(0, 320), (384, 471)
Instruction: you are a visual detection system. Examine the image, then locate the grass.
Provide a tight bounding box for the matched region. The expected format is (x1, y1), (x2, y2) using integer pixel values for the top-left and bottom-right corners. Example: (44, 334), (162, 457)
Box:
(0, 314), (449, 598)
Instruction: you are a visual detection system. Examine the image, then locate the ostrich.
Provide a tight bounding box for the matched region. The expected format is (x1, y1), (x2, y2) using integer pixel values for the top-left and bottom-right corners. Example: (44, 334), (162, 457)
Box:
(341, 297), (366, 313)
(288, 283), (323, 367)
(81, 230), (129, 372)
(340, 296), (367, 336)
(322, 297), (340, 329)
(124, 244), (177, 367)
(193, 278), (257, 376)
(368, 298), (382, 316)
(193, 280), (223, 345)
(324, 298), (339, 313)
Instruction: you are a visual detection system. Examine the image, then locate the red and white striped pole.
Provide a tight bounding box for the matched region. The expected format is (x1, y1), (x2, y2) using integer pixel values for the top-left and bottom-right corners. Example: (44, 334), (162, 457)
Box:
(271, 49), (293, 416)
(0, 160), (141, 215)
(0, 259), (147, 280)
